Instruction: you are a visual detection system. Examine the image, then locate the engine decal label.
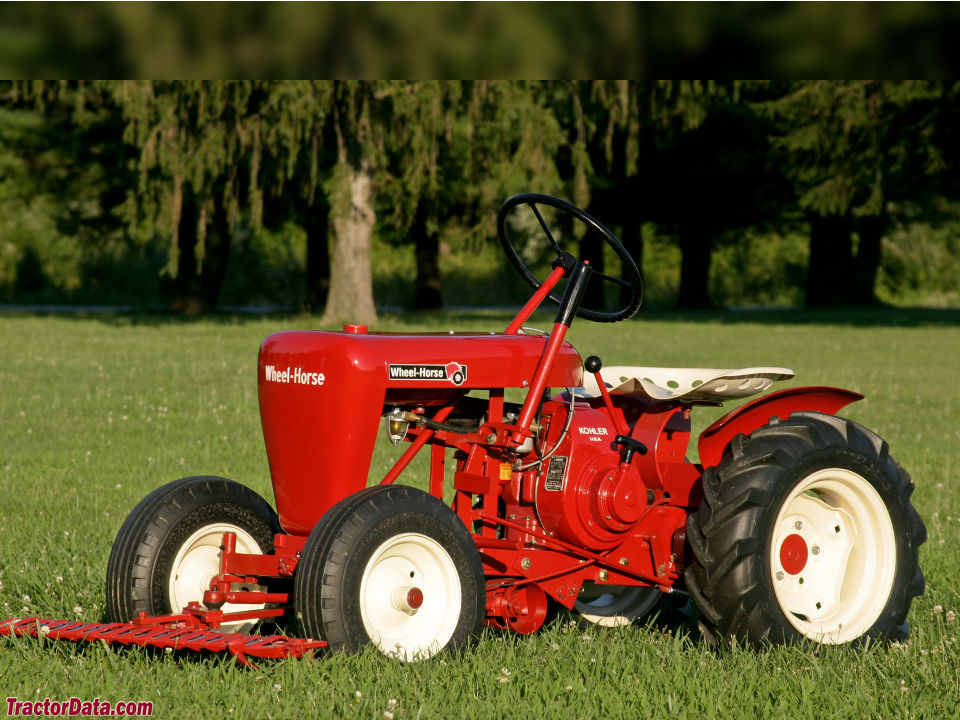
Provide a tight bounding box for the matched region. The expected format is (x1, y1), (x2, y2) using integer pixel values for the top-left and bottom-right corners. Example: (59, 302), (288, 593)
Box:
(388, 362), (467, 386)
(264, 365), (325, 386)
(578, 426), (610, 442)
(544, 456), (568, 491)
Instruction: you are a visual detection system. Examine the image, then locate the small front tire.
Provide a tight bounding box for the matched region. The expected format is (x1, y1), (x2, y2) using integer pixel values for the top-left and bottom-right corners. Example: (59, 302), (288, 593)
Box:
(295, 485), (485, 660)
(105, 476), (280, 632)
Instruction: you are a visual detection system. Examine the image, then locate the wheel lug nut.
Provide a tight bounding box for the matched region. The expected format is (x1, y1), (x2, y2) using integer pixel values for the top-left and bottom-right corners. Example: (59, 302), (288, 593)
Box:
(776, 571), (784, 581)
(794, 520), (804, 530)
(811, 545), (820, 555)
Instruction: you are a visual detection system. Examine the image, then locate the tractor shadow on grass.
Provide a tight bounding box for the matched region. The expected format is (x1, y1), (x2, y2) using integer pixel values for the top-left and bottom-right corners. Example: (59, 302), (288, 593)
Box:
(538, 592), (701, 642)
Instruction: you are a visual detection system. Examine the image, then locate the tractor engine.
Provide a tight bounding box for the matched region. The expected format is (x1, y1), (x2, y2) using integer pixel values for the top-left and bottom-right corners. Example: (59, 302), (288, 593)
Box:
(528, 400), (648, 551)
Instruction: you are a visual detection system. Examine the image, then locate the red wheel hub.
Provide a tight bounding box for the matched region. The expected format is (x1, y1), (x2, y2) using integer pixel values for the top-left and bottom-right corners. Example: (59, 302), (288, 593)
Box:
(779, 533), (808, 575)
(406, 587), (424, 609)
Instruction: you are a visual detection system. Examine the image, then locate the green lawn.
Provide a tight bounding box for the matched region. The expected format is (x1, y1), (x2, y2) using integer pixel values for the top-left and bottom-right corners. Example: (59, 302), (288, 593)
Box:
(1, 308), (958, 719)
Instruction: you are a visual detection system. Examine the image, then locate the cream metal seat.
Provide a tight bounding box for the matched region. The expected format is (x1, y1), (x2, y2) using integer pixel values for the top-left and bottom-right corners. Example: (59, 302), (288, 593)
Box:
(578, 365), (795, 404)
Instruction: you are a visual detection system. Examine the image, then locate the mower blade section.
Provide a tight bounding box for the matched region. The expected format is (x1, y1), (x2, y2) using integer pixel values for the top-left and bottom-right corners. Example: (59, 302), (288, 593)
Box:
(0, 617), (325, 664)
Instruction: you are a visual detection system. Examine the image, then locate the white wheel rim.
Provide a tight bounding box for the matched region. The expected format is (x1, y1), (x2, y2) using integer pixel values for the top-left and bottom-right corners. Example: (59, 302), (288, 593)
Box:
(770, 468), (896, 643)
(359, 532), (461, 660)
(169, 523), (266, 632)
(574, 584), (660, 627)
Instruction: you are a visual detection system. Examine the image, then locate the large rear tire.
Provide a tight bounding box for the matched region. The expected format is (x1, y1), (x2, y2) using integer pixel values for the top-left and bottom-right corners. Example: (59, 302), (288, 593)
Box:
(295, 485), (485, 660)
(686, 412), (925, 646)
(105, 476), (280, 632)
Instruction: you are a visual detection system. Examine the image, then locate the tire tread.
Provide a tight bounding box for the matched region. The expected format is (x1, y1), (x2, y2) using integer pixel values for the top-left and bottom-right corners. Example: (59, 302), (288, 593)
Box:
(686, 413), (925, 647)
(295, 485), (485, 658)
(105, 476), (279, 622)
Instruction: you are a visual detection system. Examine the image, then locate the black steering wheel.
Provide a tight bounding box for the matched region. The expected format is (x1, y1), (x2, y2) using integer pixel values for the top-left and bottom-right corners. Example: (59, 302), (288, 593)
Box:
(497, 193), (643, 323)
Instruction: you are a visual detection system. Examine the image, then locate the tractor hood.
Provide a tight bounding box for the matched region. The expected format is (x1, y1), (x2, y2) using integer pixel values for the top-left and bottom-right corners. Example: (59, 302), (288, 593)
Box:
(258, 329), (583, 535)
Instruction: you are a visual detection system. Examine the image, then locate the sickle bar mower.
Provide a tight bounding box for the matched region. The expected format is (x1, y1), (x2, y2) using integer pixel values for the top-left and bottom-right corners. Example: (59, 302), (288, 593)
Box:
(0, 616), (324, 667)
(3, 193), (925, 665)
(2, 529), (324, 666)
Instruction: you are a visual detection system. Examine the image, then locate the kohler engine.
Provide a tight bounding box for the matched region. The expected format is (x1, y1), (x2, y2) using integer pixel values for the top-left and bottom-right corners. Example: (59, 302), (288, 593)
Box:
(527, 399), (649, 550)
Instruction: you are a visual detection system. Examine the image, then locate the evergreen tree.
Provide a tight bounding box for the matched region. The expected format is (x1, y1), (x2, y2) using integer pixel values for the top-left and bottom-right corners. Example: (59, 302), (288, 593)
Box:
(0, 81), (133, 302)
(107, 81), (289, 312)
(760, 81), (946, 306)
(641, 81), (764, 309)
(377, 81), (567, 311)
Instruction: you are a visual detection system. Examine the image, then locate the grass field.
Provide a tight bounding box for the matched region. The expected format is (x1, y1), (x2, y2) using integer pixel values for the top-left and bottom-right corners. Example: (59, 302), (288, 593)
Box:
(1, 308), (958, 719)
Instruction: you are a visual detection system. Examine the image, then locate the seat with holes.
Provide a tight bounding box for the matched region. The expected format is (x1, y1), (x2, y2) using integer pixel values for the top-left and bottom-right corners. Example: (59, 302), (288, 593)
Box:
(579, 366), (794, 403)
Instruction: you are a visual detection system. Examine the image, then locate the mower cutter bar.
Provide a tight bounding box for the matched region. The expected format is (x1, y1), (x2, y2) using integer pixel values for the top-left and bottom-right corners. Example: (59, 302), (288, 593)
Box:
(0, 617), (326, 667)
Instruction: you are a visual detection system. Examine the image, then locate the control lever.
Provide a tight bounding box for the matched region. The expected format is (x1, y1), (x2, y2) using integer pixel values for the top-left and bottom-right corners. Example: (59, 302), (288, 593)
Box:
(615, 434), (648, 463)
(585, 355), (630, 437)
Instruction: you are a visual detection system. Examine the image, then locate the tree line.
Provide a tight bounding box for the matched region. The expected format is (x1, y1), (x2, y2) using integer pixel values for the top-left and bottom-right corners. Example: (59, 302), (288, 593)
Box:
(1, 81), (957, 321)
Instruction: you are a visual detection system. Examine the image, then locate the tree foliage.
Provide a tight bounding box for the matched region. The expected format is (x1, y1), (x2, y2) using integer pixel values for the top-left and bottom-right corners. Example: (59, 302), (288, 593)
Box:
(758, 81), (950, 305)
(761, 81), (945, 217)
(1, 80), (958, 313)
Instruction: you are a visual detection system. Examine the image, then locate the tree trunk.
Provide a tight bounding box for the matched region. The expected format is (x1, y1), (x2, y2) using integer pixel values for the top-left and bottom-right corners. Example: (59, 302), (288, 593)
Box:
(170, 189), (231, 315)
(199, 193), (231, 311)
(851, 213), (885, 305)
(170, 190), (204, 315)
(304, 201), (330, 313)
(322, 162), (378, 326)
(579, 228), (607, 312)
(620, 214), (643, 310)
(412, 202), (442, 310)
(806, 214), (853, 307)
(677, 220), (713, 309)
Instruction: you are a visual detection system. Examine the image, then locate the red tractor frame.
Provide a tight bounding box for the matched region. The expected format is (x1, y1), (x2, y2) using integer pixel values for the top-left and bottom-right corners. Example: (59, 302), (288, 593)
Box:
(3, 194), (926, 663)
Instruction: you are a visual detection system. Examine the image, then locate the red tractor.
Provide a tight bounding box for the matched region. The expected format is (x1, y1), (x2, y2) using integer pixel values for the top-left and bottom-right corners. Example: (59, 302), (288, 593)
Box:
(4, 195), (925, 662)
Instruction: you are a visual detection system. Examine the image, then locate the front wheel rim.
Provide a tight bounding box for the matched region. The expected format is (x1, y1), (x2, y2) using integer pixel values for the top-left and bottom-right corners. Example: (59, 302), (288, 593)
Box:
(770, 468), (897, 643)
(359, 532), (461, 660)
(169, 523), (266, 632)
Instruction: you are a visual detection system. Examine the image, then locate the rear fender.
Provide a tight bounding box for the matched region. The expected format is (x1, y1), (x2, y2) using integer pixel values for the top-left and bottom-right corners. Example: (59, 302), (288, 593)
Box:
(697, 386), (863, 468)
